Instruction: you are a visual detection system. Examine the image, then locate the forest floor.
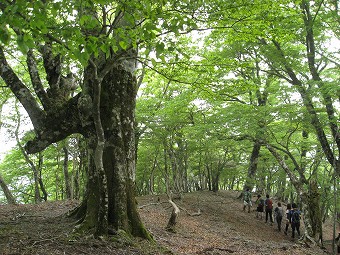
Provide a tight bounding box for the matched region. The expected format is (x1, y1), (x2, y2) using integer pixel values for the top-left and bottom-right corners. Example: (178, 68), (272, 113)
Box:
(0, 190), (337, 255)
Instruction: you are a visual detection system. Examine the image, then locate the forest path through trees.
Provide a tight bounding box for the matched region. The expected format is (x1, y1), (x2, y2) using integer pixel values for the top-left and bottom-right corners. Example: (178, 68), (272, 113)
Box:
(0, 190), (335, 254)
(139, 190), (333, 255)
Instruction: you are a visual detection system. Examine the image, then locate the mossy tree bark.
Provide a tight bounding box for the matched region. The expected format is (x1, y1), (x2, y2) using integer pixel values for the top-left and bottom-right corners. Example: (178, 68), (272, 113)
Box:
(67, 59), (151, 238)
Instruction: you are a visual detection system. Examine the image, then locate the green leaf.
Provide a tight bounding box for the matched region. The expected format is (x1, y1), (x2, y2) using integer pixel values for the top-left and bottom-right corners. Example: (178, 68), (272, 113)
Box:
(119, 41), (128, 50)
(151, 58), (157, 67)
(17, 35), (28, 54)
(0, 26), (10, 44)
(112, 45), (119, 53)
(23, 34), (35, 48)
(155, 42), (165, 58)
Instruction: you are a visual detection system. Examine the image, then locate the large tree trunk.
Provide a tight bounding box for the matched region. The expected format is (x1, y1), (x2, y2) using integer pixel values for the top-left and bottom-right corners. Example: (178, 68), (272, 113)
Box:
(71, 63), (151, 238)
(303, 180), (323, 246)
(101, 66), (147, 237)
(241, 140), (261, 197)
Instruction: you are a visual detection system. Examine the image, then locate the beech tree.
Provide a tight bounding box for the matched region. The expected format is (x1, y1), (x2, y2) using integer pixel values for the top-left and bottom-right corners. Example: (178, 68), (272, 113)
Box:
(0, 0), (202, 237)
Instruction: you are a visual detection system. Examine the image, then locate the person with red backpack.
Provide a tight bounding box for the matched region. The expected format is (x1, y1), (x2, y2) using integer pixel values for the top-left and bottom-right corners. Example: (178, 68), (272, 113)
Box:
(265, 194), (274, 225)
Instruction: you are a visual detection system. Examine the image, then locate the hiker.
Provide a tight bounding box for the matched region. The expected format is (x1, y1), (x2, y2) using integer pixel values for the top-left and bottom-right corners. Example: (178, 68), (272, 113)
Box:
(243, 188), (252, 213)
(290, 203), (301, 239)
(255, 194), (264, 219)
(284, 203), (292, 235)
(335, 232), (340, 253)
(264, 194), (273, 224)
(274, 202), (284, 231)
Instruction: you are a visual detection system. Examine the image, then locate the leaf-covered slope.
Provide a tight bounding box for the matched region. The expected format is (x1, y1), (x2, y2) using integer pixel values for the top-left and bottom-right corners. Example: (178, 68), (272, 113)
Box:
(0, 190), (334, 254)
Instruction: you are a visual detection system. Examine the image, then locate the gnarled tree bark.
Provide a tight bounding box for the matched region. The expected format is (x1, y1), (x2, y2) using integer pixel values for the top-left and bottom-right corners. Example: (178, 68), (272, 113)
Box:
(0, 4), (151, 238)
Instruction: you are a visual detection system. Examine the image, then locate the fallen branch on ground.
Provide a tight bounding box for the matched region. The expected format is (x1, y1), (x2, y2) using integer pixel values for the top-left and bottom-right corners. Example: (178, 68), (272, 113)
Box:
(178, 206), (201, 216)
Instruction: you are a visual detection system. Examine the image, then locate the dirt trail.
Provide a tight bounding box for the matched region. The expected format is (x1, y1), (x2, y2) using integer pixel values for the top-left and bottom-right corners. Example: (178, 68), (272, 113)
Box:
(139, 190), (332, 255)
(0, 190), (334, 255)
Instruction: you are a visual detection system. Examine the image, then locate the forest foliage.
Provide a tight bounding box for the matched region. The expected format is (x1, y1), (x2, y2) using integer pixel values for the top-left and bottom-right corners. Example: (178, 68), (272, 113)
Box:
(0, 0), (339, 246)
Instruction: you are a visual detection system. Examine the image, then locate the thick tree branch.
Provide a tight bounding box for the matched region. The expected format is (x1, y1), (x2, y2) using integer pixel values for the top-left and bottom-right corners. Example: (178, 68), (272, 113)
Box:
(266, 144), (303, 191)
(301, 1), (340, 151)
(266, 143), (308, 185)
(27, 49), (51, 110)
(24, 94), (83, 154)
(0, 46), (46, 130)
(271, 40), (337, 171)
(40, 43), (62, 90)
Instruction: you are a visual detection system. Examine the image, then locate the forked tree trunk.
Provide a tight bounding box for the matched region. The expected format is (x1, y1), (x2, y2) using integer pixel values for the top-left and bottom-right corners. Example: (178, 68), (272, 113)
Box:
(0, 3), (151, 239)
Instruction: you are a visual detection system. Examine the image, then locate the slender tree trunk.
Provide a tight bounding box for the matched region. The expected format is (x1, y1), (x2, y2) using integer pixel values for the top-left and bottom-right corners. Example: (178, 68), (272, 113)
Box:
(63, 146), (72, 199)
(15, 103), (41, 203)
(74, 136), (86, 200)
(0, 174), (16, 204)
(163, 142), (171, 194)
(73, 157), (80, 200)
(55, 170), (60, 200)
(38, 152), (48, 201)
(276, 176), (286, 202)
(206, 164), (212, 191)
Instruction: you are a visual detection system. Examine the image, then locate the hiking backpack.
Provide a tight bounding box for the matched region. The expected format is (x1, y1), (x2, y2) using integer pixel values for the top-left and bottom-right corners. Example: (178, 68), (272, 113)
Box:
(244, 191), (251, 202)
(266, 199), (273, 209)
(291, 210), (300, 224)
(275, 207), (283, 219)
(258, 199), (264, 208)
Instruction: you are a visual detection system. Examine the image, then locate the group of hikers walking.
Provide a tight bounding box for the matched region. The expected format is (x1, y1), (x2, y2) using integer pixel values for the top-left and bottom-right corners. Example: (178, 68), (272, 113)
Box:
(243, 189), (301, 239)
